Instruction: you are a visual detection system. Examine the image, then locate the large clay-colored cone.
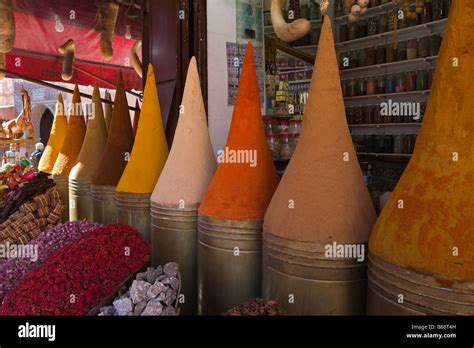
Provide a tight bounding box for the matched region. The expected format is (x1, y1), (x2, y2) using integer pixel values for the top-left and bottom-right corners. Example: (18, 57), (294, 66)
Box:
(52, 85), (86, 177)
(199, 42), (279, 221)
(116, 64), (169, 194)
(38, 93), (68, 174)
(91, 71), (134, 186)
(370, 0), (474, 281)
(264, 16), (376, 244)
(69, 84), (108, 182)
(104, 90), (113, 132)
(152, 57), (217, 207)
(132, 99), (140, 137)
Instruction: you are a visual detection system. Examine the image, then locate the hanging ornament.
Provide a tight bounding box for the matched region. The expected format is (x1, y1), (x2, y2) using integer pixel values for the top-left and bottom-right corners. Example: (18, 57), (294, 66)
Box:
(349, 0), (369, 22)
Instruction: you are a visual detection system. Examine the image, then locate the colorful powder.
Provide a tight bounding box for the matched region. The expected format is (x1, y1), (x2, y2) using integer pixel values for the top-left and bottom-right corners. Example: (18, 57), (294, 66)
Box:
(51, 85), (86, 177)
(264, 16), (376, 244)
(199, 43), (279, 221)
(69, 84), (108, 182)
(104, 90), (113, 133)
(38, 93), (68, 174)
(91, 71), (134, 186)
(116, 64), (169, 194)
(152, 57), (217, 208)
(369, 0), (474, 281)
(132, 99), (140, 137)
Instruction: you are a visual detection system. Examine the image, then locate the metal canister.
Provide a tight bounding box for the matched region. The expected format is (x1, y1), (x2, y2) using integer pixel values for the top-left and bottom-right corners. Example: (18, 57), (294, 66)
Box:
(91, 184), (117, 224)
(53, 175), (69, 222)
(367, 253), (474, 315)
(69, 179), (92, 221)
(115, 192), (151, 241)
(263, 233), (368, 315)
(150, 203), (199, 315)
(197, 215), (262, 315)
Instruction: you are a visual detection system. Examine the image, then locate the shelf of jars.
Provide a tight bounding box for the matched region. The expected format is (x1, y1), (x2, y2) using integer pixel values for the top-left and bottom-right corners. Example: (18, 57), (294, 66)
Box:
(334, 1), (398, 22)
(344, 89), (430, 101)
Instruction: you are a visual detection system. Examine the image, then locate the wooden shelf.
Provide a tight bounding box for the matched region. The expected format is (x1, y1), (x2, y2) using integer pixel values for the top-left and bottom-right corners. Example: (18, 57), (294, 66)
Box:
(340, 56), (438, 74)
(344, 89), (430, 101)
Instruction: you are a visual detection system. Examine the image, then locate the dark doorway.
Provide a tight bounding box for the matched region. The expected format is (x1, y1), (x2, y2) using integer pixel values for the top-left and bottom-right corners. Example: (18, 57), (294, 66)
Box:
(39, 108), (54, 146)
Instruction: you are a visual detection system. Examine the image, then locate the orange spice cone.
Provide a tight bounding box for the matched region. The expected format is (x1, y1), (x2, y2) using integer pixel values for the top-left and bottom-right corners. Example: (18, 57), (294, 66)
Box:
(197, 42), (279, 314)
(115, 64), (169, 240)
(52, 85), (87, 222)
(91, 71), (134, 224)
(150, 57), (217, 314)
(68, 84), (108, 221)
(262, 16), (377, 315)
(367, 0), (474, 315)
(38, 93), (68, 174)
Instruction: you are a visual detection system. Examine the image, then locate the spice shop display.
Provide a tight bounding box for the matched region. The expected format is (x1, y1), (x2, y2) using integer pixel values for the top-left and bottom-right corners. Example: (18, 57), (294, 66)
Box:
(263, 17), (376, 315)
(197, 42), (280, 315)
(68, 84), (108, 221)
(368, 0), (474, 315)
(97, 263), (181, 316)
(115, 64), (169, 241)
(151, 58), (216, 315)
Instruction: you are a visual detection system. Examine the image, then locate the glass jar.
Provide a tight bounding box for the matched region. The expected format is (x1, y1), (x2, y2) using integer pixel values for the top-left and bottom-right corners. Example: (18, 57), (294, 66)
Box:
(354, 106), (364, 124)
(418, 37), (430, 58)
(393, 135), (403, 154)
(366, 47), (376, 66)
(366, 135), (376, 153)
(267, 134), (281, 160)
(341, 80), (348, 97)
(388, 10), (398, 31)
(416, 70), (428, 90)
(432, 0), (443, 20)
(348, 22), (358, 41)
(366, 76), (376, 95)
(263, 117), (277, 134)
(277, 120), (290, 133)
(396, 41), (407, 61)
(347, 78), (358, 97)
(384, 135), (394, 153)
(385, 74), (396, 94)
(367, 17), (378, 36)
(339, 24), (349, 42)
(309, 1), (319, 20)
(407, 39), (418, 60)
(358, 49), (367, 67)
(358, 78), (367, 96)
(346, 107), (354, 124)
(374, 135), (383, 153)
(364, 105), (375, 124)
(376, 45), (386, 64)
(279, 133), (294, 160)
(442, 0), (450, 18)
(358, 20), (368, 38)
(373, 105), (382, 124)
(386, 44), (396, 63)
(395, 73), (405, 93)
(349, 50), (359, 68)
(289, 120), (302, 134)
(378, 14), (388, 33)
(405, 71), (416, 91)
(423, 0), (433, 23)
(376, 75), (385, 94)
(429, 34), (442, 56)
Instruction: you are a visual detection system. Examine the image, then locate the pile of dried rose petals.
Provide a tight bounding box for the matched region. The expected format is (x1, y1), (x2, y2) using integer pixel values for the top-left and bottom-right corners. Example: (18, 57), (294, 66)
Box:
(0, 224), (151, 316)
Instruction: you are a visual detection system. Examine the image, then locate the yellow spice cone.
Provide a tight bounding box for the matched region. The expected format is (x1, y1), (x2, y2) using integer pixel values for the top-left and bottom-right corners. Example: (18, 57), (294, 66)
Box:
(116, 64), (169, 194)
(38, 93), (68, 174)
(69, 84), (108, 182)
(52, 85), (86, 177)
(369, 0), (474, 281)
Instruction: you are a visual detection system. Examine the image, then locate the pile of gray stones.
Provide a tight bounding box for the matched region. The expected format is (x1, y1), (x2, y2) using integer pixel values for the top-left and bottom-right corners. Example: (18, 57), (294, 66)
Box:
(98, 262), (180, 316)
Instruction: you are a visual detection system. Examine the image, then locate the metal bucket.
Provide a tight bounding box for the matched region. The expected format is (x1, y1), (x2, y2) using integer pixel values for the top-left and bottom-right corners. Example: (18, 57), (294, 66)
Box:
(53, 175), (69, 222)
(91, 184), (117, 224)
(115, 192), (151, 241)
(197, 215), (262, 315)
(262, 232), (368, 315)
(150, 203), (198, 315)
(69, 179), (92, 221)
(367, 253), (474, 315)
